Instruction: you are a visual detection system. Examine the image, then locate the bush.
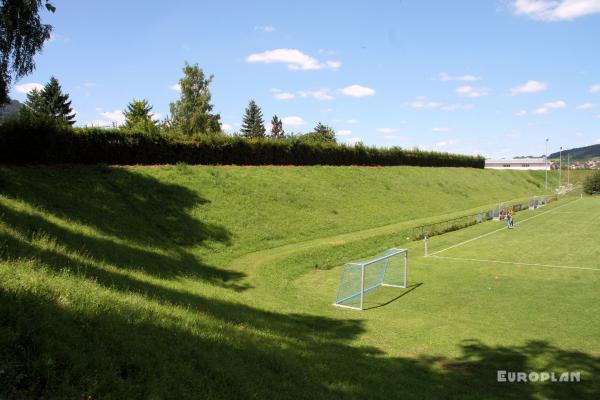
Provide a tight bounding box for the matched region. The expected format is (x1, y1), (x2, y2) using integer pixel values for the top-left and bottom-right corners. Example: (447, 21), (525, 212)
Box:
(0, 120), (485, 168)
(583, 171), (600, 194)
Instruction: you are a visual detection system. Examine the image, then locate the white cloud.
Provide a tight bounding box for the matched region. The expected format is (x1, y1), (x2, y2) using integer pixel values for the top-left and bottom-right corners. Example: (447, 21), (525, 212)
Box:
(281, 116), (305, 128)
(170, 83), (181, 92)
(15, 82), (43, 94)
(435, 139), (460, 148)
(408, 96), (473, 111)
(515, 110), (528, 116)
(455, 85), (490, 98)
(511, 0), (600, 21)
(150, 112), (162, 122)
(506, 131), (522, 138)
(439, 72), (481, 81)
(221, 123), (233, 131)
(510, 80), (548, 95)
(590, 84), (600, 93)
(344, 137), (363, 146)
(534, 100), (566, 114)
(254, 25), (275, 33)
(575, 132), (585, 137)
(82, 120), (113, 128)
(97, 109), (126, 125)
(339, 85), (375, 97)
(275, 92), (295, 100)
(246, 48), (341, 71)
(408, 96), (443, 109)
(298, 89), (333, 101)
(440, 103), (474, 111)
(377, 127), (398, 134)
(432, 127), (450, 132)
(270, 89), (296, 100)
(336, 129), (353, 137)
(576, 103), (597, 110)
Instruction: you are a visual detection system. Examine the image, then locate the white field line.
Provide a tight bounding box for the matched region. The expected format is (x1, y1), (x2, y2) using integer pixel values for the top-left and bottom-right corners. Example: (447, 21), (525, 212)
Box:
(429, 255), (600, 272)
(427, 198), (581, 257)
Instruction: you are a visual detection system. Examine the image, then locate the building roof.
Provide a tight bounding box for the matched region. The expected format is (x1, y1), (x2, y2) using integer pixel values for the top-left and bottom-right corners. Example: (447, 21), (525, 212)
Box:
(485, 158), (546, 164)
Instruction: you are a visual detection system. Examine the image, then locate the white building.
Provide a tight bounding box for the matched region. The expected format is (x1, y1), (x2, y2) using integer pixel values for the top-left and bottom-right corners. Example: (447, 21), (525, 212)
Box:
(485, 158), (550, 170)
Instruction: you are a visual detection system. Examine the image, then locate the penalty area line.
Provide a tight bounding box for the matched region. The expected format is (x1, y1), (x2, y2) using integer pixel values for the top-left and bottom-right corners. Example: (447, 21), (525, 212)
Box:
(428, 255), (600, 272)
(427, 198), (582, 257)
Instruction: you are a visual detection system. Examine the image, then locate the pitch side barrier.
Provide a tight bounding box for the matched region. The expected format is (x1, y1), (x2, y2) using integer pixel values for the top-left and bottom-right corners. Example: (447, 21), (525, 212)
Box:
(409, 195), (558, 241)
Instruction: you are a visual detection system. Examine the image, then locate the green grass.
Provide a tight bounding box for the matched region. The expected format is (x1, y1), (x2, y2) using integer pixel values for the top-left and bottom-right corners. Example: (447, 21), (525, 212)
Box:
(0, 165), (598, 399)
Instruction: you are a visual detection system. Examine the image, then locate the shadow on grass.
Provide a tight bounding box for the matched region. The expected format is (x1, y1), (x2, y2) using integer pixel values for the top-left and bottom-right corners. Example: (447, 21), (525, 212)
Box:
(0, 165), (230, 247)
(363, 282), (423, 310)
(1, 278), (599, 400)
(0, 165), (247, 289)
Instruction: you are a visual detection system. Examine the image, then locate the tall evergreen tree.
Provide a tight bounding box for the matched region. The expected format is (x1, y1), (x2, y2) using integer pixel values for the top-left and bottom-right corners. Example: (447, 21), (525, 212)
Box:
(123, 99), (155, 128)
(240, 100), (265, 138)
(0, 1), (56, 103)
(270, 115), (284, 138)
(26, 76), (76, 125)
(169, 62), (221, 135)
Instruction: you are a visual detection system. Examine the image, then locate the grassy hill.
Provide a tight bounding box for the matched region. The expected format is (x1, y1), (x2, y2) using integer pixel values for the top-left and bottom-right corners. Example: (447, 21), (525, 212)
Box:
(0, 165), (595, 399)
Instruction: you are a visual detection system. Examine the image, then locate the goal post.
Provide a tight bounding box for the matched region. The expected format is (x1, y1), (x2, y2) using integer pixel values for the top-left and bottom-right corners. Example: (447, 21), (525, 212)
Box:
(334, 248), (408, 310)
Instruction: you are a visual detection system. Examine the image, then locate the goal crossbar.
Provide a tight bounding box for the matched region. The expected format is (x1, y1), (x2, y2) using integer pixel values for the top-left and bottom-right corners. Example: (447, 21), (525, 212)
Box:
(334, 248), (408, 310)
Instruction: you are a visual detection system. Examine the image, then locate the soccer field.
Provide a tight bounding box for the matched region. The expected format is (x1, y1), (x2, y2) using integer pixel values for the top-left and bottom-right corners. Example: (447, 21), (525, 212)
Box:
(300, 195), (600, 398)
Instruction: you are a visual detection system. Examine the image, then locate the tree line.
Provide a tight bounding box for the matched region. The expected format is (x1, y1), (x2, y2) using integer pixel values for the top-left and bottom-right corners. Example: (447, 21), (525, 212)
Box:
(0, 2), (484, 167)
(4, 61), (339, 144)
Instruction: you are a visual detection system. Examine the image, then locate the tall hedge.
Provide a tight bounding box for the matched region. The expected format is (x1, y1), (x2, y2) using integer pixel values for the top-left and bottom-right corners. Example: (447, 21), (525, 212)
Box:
(0, 121), (484, 168)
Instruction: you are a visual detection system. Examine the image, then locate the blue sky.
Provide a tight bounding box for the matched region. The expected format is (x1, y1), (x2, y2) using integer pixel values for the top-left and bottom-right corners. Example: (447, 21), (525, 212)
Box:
(9, 0), (600, 158)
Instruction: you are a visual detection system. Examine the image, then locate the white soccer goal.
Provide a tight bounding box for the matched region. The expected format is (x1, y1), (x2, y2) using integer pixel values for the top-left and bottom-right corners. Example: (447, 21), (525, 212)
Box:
(334, 248), (408, 310)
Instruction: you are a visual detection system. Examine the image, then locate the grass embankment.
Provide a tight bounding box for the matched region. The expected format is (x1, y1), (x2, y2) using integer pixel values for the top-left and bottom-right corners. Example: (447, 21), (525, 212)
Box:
(1, 165), (597, 399)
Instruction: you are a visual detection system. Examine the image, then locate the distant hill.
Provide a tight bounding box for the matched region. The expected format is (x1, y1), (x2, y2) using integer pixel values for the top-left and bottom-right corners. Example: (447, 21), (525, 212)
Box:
(549, 144), (600, 161)
(0, 99), (23, 123)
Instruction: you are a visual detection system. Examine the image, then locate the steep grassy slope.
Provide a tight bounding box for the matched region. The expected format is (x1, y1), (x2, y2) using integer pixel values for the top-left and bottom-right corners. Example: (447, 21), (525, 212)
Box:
(1, 165), (596, 399)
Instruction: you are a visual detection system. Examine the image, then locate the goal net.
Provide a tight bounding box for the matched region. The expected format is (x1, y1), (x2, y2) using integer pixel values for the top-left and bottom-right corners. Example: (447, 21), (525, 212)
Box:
(334, 248), (408, 310)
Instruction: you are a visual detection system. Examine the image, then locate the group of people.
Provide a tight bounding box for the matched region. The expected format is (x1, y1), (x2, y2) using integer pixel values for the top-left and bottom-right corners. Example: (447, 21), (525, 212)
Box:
(506, 207), (515, 229)
(501, 207), (516, 229)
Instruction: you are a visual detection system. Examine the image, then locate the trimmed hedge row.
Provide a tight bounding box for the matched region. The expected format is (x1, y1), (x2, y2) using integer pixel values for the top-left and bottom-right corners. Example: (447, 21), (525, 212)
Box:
(0, 121), (485, 168)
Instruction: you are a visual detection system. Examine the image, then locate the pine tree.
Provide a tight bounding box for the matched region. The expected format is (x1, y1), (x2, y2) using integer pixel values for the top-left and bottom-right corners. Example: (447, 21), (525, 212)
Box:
(169, 62), (221, 135)
(26, 76), (76, 125)
(25, 88), (44, 114)
(270, 115), (284, 139)
(123, 99), (155, 128)
(240, 100), (265, 138)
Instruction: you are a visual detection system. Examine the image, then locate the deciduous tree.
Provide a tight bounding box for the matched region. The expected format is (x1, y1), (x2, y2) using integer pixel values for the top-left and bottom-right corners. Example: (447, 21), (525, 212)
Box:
(270, 115), (284, 138)
(169, 62), (221, 135)
(0, 0), (56, 103)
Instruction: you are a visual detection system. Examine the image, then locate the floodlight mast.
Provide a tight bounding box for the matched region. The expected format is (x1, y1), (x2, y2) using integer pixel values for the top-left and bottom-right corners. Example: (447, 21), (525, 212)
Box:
(567, 153), (570, 186)
(559, 147), (562, 189)
(545, 139), (549, 191)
